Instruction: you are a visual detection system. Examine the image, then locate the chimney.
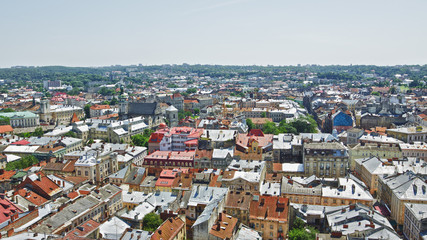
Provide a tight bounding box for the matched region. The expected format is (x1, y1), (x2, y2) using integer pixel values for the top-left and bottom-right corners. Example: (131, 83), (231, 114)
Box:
(7, 229), (13, 237)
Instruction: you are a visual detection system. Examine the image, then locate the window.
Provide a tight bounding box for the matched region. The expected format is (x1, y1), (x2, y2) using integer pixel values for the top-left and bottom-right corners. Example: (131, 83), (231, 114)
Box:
(270, 225), (273, 229)
(85, 171), (88, 176)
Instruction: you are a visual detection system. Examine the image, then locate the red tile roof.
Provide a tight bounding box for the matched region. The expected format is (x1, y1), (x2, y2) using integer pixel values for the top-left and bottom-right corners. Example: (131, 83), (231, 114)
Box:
(0, 195), (23, 224)
(155, 178), (175, 187)
(151, 217), (185, 240)
(249, 195), (289, 222)
(0, 170), (16, 181)
(17, 172), (61, 198)
(209, 213), (238, 239)
(60, 219), (100, 239)
(148, 132), (165, 143)
(90, 104), (110, 110)
(15, 188), (48, 206)
(0, 125), (13, 134)
(11, 140), (30, 145)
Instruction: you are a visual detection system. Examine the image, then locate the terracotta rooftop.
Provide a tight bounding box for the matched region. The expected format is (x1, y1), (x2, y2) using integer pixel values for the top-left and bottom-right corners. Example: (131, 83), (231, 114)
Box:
(249, 195), (289, 222)
(15, 188), (48, 206)
(0, 194), (23, 224)
(0, 125), (13, 134)
(225, 191), (252, 210)
(90, 104), (110, 110)
(209, 213), (238, 240)
(60, 219), (101, 239)
(0, 170), (16, 181)
(151, 217), (185, 240)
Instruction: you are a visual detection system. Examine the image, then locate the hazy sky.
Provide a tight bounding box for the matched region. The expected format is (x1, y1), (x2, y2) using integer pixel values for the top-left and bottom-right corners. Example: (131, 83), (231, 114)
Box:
(1, 0), (427, 67)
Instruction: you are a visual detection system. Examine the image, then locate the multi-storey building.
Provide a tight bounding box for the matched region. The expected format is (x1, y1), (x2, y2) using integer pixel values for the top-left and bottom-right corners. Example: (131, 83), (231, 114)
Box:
(89, 104), (111, 118)
(386, 126), (427, 143)
(0, 111), (39, 128)
(33, 184), (122, 235)
(349, 143), (402, 170)
(400, 142), (427, 161)
(224, 191), (252, 225)
(143, 150), (195, 168)
(74, 152), (118, 184)
(378, 171), (427, 225)
(403, 203), (427, 240)
(249, 195), (289, 240)
(235, 129), (273, 160)
(159, 127), (203, 152)
(303, 142), (349, 178)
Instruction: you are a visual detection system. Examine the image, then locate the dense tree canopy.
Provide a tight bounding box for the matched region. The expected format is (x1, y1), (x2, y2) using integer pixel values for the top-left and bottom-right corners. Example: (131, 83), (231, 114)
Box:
(262, 116), (317, 135)
(142, 213), (163, 232)
(6, 155), (39, 171)
(131, 129), (154, 147)
(288, 217), (318, 240)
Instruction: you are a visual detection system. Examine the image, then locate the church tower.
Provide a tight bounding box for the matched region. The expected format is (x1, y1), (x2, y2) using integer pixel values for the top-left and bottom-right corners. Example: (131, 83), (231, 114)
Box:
(119, 93), (129, 119)
(166, 105), (178, 127)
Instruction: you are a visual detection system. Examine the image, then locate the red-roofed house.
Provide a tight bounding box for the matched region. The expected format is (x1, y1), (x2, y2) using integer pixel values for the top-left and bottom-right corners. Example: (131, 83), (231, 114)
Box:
(235, 129), (273, 160)
(0, 194), (23, 224)
(249, 195), (289, 239)
(58, 219), (100, 240)
(0, 125), (13, 135)
(209, 213), (239, 240)
(89, 104), (111, 118)
(10, 140), (30, 146)
(16, 172), (62, 200)
(157, 127), (203, 152)
(155, 169), (188, 192)
(151, 216), (186, 240)
(14, 188), (48, 207)
(144, 151), (195, 168)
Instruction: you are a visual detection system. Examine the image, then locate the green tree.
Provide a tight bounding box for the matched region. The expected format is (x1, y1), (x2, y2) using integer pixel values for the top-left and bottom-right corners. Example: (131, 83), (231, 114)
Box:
(6, 155), (39, 171)
(110, 97), (118, 105)
(371, 91), (380, 96)
(288, 217), (318, 240)
(0, 108), (15, 113)
(246, 119), (255, 131)
(261, 112), (267, 118)
(292, 217), (306, 230)
(33, 127), (44, 137)
(84, 104), (91, 118)
(64, 131), (77, 138)
(194, 108), (200, 115)
(98, 87), (115, 96)
(131, 129), (154, 147)
(142, 213), (163, 232)
(262, 121), (279, 134)
(186, 88), (197, 94)
(389, 86), (397, 94)
(0, 116), (10, 125)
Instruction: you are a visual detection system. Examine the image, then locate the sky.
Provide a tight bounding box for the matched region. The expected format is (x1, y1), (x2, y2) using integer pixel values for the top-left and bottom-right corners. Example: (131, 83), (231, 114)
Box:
(1, 0), (427, 67)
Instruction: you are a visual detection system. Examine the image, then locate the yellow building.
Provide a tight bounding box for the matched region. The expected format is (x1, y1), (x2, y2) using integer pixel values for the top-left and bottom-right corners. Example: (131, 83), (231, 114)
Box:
(378, 172), (427, 225)
(349, 143), (402, 170)
(386, 126), (427, 143)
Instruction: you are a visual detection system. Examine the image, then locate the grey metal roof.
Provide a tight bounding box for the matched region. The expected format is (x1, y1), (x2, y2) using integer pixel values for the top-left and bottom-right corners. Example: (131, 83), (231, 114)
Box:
(120, 228), (151, 240)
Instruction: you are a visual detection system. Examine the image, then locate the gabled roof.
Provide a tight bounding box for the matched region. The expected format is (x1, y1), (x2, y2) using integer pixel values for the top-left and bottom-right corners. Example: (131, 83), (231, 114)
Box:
(151, 217), (185, 240)
(15, 188), (48, 206)
(249, 195), (288, 222)
(209, 213), (238, 239)
(0, 195), (23, 224)
(18, 172), (62, 198)
(0, 125), (13, 134)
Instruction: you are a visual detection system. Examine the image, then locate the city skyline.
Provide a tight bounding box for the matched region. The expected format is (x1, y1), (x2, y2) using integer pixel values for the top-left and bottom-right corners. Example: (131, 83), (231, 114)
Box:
(1, 0), (427, 67)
